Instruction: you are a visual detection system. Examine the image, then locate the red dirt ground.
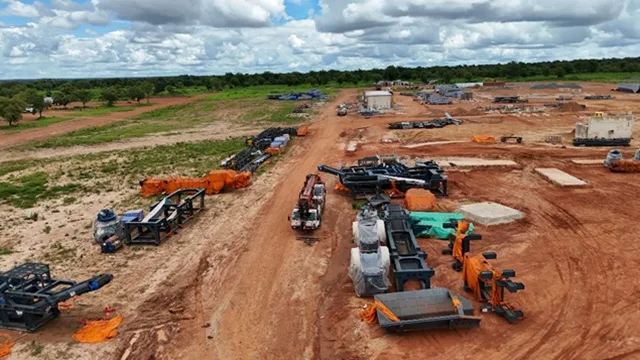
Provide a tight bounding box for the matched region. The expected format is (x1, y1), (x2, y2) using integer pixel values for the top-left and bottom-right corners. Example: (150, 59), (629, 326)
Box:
(107, 84), (640, 360)
(0, 95), (207, 150)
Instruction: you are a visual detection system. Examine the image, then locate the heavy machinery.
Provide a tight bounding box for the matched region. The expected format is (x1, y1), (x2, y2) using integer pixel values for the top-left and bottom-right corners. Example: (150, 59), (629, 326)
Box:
(439, 220), (524, 323)
(463, 251), (524, 324)
(318, 156), (448, 198)
(494, 96), (528, 103)
(388, 114), (463, 130)
(349, 207), (390, 297)
(124, 188), (205, 245)
(289, 174), (326, 231)
(0, 263), (113, 332)
(382, 204), (434, 291)
(500, 135), (523, 144)
(337, 104), (348, 116)
(368, 288), (481, 332)
(604, 149), (640, 172)
(441, 221), (482, 271)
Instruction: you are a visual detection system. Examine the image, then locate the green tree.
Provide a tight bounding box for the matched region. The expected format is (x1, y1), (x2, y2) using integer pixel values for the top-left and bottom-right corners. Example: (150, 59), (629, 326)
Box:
(24, 89), (48, 118)
(53, 91), (74, 109)
(75, 89), (92, 107)
(142, 82), (154, 103)
(0, 97), (26, 126)
(127, 86), (146, 103)
(165, 85), (178, 95)
(553, 67), (567, 79)
(383, 66), (399, 80)
(101, 87), (119, 107)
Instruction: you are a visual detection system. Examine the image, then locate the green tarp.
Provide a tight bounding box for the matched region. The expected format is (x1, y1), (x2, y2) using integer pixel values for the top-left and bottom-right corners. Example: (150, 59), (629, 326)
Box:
(409, 212), (474, 239)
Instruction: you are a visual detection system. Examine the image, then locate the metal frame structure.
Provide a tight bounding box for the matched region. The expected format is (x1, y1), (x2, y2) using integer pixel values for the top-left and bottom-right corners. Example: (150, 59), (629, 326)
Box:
(573, 138), (631, 147)
(374, 288), (481, 333)
(124, 188), (205, 245)
(494, 96), (528, 103)
(383, 204), (434, 291)
(0, 263), (113, 332)
(318, 157), (448, 199)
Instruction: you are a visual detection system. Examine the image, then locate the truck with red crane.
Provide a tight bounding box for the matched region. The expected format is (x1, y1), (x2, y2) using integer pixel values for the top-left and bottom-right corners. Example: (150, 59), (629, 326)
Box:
(289, 174), (326, 231)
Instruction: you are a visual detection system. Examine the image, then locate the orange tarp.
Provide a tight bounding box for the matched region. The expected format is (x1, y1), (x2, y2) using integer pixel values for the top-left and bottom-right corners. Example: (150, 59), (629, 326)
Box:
(472, 136), (496, 143)
(297, 126), (309, 136)
(359, 301), (400, 324)
(139, 170), (252, 197)
(403, 188), (436, 211)
(463, 254), (494, 302)
(453, 221), (470, 262)
(140, 177), (167, 197)
(72, 315), (123, 344)
(0, 333), (14, 358)
(265, 147), (281, 155)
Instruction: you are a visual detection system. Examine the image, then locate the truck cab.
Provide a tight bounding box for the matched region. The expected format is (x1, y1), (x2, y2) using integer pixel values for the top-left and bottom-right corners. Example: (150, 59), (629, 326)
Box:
(290, 207), (302, 229)
(304, 209), (320, 230)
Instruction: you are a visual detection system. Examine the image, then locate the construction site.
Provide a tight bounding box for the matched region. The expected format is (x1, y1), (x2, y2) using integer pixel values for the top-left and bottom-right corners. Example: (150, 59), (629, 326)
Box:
(0, 80), (640, 360)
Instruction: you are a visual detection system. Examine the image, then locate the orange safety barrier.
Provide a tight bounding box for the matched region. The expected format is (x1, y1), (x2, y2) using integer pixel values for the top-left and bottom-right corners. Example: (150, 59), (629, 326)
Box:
(72, 315), (123, 344)
(297, 126), (309, 136)
(472, 136), (496, 143)
(359, 301), (400, 324)
(403, 188), (436, 211)
(0, 333), (14, 358)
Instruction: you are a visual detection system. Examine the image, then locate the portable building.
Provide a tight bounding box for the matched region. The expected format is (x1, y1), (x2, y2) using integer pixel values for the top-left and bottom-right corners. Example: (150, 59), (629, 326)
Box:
(575, 114), (634, 140)
(364, 91), (392, 110)
(617, 84), (640, 93)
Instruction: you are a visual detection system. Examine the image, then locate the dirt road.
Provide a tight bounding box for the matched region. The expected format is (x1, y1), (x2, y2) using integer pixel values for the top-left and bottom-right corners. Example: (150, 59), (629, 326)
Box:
(0, 95), (207, 150)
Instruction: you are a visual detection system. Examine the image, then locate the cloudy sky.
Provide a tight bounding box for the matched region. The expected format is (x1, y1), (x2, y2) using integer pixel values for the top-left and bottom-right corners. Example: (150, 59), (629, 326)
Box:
(0, 0), (639, 79)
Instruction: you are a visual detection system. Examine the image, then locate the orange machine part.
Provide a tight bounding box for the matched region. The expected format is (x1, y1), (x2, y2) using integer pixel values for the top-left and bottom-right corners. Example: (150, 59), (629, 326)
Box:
(462, 253), (492, 302)
(472, 136), (496, 144)
(403, 188), (436, 211)
(452, 221), (470, 263)
(297, 126), (309, 136)
(384, 180), (405, 198)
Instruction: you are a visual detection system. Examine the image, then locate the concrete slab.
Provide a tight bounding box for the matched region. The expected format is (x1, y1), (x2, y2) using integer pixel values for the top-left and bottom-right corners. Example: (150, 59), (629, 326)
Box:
(435, 158), (518, 168)
(456, 202), (524, 226)
(571, 159), (603, 165)
(403, 141), (465, 149)
(535, 168), (588, 186)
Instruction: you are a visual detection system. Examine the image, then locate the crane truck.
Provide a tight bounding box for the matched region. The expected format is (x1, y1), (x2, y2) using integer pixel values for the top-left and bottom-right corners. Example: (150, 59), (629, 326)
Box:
(289, 174), (326, 231)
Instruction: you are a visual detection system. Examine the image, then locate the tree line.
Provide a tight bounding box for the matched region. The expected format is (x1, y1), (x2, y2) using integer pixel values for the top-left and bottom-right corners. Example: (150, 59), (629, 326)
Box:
(1, 56), (639, 126)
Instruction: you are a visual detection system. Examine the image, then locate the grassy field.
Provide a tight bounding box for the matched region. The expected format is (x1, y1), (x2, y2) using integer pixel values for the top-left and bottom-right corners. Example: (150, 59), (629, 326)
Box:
(25, 89), (319, 148)
(64, 103), (151, 116)
(0, 172), (81, 208)
(207, 85), (337, 100)
(0, 138), (246, 208)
